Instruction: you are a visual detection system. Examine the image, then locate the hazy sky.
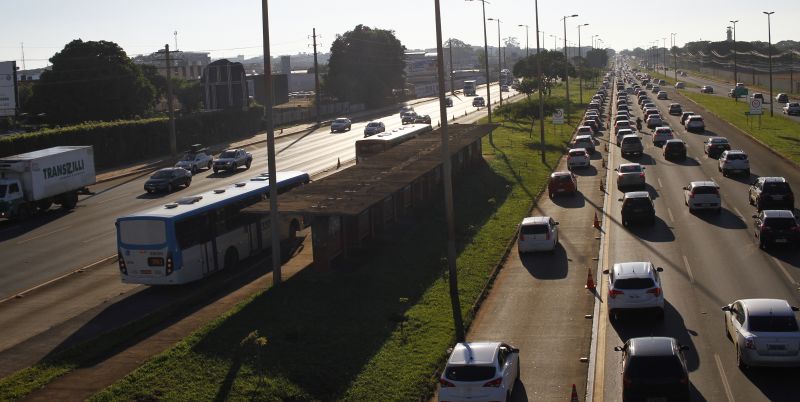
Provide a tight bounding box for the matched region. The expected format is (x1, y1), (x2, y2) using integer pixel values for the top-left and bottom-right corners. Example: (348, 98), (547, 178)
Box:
(2, 0), (797, 69)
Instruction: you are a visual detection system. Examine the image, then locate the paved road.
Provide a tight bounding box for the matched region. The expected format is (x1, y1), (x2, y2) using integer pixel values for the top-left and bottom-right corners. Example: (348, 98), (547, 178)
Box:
(594, 73), (800, 402)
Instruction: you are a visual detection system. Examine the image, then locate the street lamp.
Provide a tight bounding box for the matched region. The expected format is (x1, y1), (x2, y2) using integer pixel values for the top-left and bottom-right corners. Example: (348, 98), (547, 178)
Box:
(465, 0), (493, 128)
(671, 33), (677, 82)
(562, 13), (578, 122)
(764, 11), (775, 116)
(662, 37), (667, 78)
(518, 24), (529, 57)
(729, 20), (739, 84)
(591, 34), (598, 50)
(487, 17), (503, 107)
(549, 34), (557, 51)
(577, 23), (589, 104)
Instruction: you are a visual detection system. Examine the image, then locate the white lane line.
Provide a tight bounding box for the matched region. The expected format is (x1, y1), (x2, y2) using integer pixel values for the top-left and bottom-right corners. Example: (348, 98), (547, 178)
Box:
(714, 353), (735, 402)
(657, 177), (663, 189)
(682, 255), (695, 284)
(16, 225), (72, 245)
(771, 257), (796, 285)
(732, 207), (744, 218)
(667, 207), (675, 223)
(81, 230), (116, 244)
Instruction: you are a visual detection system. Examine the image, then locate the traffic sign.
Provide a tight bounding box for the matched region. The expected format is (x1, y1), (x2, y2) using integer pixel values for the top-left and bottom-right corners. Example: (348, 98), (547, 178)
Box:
(552, 108), (565, 124)
(749, 97), (763, 115)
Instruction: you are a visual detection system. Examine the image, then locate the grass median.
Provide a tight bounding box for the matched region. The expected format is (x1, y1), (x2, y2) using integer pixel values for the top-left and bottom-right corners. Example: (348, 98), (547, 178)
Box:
(679, 91), (800, 165)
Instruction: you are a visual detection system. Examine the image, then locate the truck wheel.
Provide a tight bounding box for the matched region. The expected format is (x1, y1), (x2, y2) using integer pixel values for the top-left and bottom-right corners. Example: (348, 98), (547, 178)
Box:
(16, 204), (32, 220)
(37, 200), (53, 212)
(245, 160), (251, 169)
(61, 192), (78, 210)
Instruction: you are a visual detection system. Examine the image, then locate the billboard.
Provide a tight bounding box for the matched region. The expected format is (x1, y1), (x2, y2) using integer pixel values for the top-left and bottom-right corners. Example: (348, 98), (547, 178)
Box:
(0, 61), (17, 117)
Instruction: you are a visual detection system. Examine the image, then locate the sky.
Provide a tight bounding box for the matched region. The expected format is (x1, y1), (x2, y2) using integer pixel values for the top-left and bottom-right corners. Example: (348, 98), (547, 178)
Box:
(2, 0), (798, 70)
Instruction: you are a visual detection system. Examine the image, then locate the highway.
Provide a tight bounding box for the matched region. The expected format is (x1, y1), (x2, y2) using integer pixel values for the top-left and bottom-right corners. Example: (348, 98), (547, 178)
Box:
(596, 70), (800, 401)
(0, 83), (515, 355)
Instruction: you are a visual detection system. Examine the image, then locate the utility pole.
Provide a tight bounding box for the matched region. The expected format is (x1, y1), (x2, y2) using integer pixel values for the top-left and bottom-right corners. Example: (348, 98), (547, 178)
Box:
(448, 39), (455, 95)
(730, 20), (738, 84)
(164, 44), (177, 157)
(434, 0), (465, 344)
(488, 18), (502, 107)
(261, 0), (282, 285)
(562, 14), (578, 123)
(535, 0), (545, 163)
(466, 0), (492, 134)
(671, 33), (678, 82)
(577, 23), (588, 105)
(764, 11), (775, 117)
(518, 25), (529, 57)
(312, 28), (321, 124)
(174, 31), (178, 51)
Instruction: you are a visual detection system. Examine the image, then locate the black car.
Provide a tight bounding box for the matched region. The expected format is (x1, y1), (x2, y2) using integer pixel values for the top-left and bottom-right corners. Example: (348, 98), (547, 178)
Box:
(414, 114), (432, 124)
(144, 167), (191, 194)
(620, 191), (656, 226)
(615, 337), (690, 402)
(703, 137), (731, 158)
(749, 176), (795, 211)
(753, 210), (800, 249)
(668, 103), (683, 115)
(445, 97), (453, 107)
(663, 139), (687, 161)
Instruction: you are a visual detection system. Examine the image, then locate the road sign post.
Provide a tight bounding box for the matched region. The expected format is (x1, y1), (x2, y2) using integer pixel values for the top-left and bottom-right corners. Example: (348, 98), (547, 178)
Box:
(552, 108), (564, 124)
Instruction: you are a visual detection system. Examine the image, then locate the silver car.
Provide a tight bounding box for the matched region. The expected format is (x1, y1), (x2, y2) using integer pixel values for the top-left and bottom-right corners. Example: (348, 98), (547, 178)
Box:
(605, 261), (665, 320)
(616, 163), (646, 190)
(363, 121), (385, 137)
(722, 299), (800, 369)
(718, 150), (750, 177)
(620, 135), (644, 157)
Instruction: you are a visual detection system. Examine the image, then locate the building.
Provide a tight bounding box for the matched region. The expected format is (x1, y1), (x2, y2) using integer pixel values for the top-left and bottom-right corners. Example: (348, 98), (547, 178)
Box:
(133, 50), (211, 80)
(245, 73), (289, 106)
(726, 27), (733, 42)
(405, 51), (439, 97)
(200, 59), (249, 111)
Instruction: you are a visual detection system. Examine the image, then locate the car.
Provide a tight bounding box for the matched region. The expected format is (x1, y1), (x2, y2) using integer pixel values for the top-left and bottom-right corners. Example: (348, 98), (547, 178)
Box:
(472, 96), (485, 107)
(617, 105), (629, 114)
(652, 127), (674, 146)
(657, 91), (669, 100)
(659, 79), (667, 85)
(414, 114), (432, 124)
(752, 210), (800, 249)
(752, 93), (765, 103)
(700, 85), (714, 93)
(501, 84), (509, 92)
(663, 139), (687, 161)
(645, 82), (654, 90)
(330, 117), (352, 132)
(572, 134), (596, 153)
(614, 337), (690, 401)
(576, 125), (594, 137)
(703, 137), (730, 158)
(174, 145), (213, 174)
(144, 167), (191, 194)
(567, 148), (591, 170)
(363, 121), (386, 137)
(680, 71), (687, 77)
(401, 112), (417, 125)
(718, 150), (750, 176)
(651, 85), (661, 94)
(620, 135), (644, 157)
(616, 163), (646, 190)
(438, 341), (520, 402)
(606, 262), (665, 317)
(445, 97), (454, 107)
(683, 181), (721, 213)
(642, 103), (657, 112)
(722, 299), (800, 368)
(645, 114), (663, 129)
(548, 171), (578, 197)
(685, 115), (705, 133)
(616, 128), (635, 146)
(614, 120), (634, 135)
(582, 119), (600, 134)
(776, 93), (789, 104)
(399, 106), (414, 117)
(680, 111), (694, 125)
(668, 103), (682, 115)
(674, 82), (685, 89)
(749, 176), (795, 211)
(619, 192), (656, 227)
(613, 114), (629, 125)
(518, 216), (559, 253)
(212, 148), (252, 173)
(783, 102), (800, 115)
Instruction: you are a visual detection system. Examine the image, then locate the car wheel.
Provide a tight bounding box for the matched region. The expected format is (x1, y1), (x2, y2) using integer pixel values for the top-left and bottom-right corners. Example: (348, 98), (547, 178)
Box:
(745, 169), (750, 176)
(185, 178), (191, 187)
(191, 165), (198, 174)
(207, 161), (213, 170)
(213, 168), (219, 174)
(759, 238), (767, 250)
(231, 163), (237, 171)
(725, 319), (732, 340)
(656, 307), (665, 320)
(245, 161), (251, 169)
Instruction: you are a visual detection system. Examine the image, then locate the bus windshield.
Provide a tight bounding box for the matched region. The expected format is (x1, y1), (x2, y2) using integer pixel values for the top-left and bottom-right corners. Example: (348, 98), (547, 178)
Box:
(119, 219), (167, 245)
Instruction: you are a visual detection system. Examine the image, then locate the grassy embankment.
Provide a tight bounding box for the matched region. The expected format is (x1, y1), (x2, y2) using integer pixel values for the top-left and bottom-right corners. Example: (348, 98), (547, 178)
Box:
(1, 83), (585, 402)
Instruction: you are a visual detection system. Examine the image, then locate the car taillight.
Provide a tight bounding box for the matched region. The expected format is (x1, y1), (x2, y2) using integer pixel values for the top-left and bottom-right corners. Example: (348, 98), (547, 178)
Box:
(689, 192), (695, 199)
(166, 254), (174, 276)
(639, 173), (645, 179)
(609, 289), (625, 298)
(647, 287), (661, 297)
(439, 378), (455, 388)
(118, 252), (127, 275)
(745, 338), (755, 349)
(483, 377), (503, 387)
(791, 225), (800, 233)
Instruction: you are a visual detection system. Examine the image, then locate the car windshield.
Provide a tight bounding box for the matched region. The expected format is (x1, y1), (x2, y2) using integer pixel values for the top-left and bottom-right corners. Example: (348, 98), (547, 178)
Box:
(335, 119), (349, 124)
(570, 151), (586, 157)
(665, 142), (684, 149)
(622, 137), (640, 145)
(180, 154), (195, 161)
(521, 224), (548, 235)
(726, 154), (747, 160)
(764, 218), (797, 229)
(619, 165), (641, 173)
(552, 175), (572, 183)
(614, 277), (655, 289)
(220, 150), (237, 158)
(692, 186), (718, 195)
(624, 198), (652, 208)
(764, 182), (791, 194)
(711, 139), (728, 144)
(445, 365), (496, 381)
(748, 315), (799, 332)
(627, 356), (684, 379)
(152, 170), (174, 179)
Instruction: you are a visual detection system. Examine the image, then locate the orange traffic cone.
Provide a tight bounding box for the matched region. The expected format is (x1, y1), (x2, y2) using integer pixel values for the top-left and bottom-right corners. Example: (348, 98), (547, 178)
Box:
(570, 383), (580, 402)
(585, 268), (596, 290)
(593, 212), (601, 229)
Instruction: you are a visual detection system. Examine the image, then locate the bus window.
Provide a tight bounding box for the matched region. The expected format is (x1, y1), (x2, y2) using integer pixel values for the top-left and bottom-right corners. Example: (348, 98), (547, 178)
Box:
(175, 212), (213, 249)
(119, 220), (166, 245)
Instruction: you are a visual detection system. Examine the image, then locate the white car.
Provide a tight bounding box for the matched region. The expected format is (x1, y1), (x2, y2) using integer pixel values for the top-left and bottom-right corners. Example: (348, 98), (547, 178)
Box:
(645, 114), (663, 129)
(722, 299), (800, 369)
(783, 102), (800, 116)
(576, 125), (594, 137)
(605, 261), (665, 320)
(174, 146), (213, 174)
(652, 127), (674, 146)
(616, 128), (635, 146)
(683, 181), (721, 213)
(685, 115), (705, 132)
(718, 150), (750, 177)
(567, 148), (590, 169)
(518, 216), (559, 253)
(438, 342), (520, 402)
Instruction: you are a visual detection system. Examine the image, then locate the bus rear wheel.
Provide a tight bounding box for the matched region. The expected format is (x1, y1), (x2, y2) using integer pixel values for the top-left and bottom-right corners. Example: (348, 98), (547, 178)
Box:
(224, 247), (239, 270)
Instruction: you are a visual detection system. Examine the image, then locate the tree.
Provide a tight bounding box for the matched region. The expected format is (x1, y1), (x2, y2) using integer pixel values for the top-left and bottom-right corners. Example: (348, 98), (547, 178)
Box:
(175, 80), (202, 113)
(141, 64), (168, 101)
(324, 25), (405, 107)
(29, 39), (155, 124)
(585, 48), (609, 69)
(512, 50), (575, 83)
(517, 78), (539, 99)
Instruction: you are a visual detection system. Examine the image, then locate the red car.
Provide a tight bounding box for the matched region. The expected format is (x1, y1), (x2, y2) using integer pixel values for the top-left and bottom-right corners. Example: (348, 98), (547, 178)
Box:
(548, 171), (578, 197)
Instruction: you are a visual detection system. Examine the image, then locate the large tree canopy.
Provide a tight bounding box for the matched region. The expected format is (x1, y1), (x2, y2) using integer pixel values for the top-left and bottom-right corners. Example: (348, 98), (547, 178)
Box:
(325, 25), (405, 107)
(512, 50), (575, 82)
(29, 39), (155, 124)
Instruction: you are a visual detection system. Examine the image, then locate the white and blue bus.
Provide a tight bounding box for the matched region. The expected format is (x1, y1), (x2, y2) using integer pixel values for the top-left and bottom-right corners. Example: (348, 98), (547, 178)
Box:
(116, 171), (309, 285)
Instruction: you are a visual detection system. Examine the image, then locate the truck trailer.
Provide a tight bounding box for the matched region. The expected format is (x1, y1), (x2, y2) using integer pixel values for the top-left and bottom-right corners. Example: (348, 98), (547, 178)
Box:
(0, 146), (96, 220)
(463, 80), (477, 96)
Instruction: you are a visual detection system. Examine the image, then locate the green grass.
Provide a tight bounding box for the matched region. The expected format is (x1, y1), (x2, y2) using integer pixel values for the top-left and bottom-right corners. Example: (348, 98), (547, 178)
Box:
(680, 91), (800, 165)
(1, 83), (585, 402)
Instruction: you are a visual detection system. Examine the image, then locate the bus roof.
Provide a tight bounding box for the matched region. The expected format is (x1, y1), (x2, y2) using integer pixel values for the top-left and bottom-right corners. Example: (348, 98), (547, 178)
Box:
(117, 171), (309, 221)
(356, 124), (431, 143)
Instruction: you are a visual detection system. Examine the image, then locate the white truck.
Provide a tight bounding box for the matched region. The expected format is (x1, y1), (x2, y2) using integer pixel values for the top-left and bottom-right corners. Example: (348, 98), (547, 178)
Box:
(0, 146), (96, 220)
(463, 80), (477, 96)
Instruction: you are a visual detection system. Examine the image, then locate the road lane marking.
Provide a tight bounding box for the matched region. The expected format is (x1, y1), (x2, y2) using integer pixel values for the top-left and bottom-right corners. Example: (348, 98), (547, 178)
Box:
(667, 207), (675, 223)
(732, 207), (743, 218)
(16, 225), (72, 245)
(714, 353), (735, 402)
(682, 255), (695, 284)
(771, 257), (796, 285)
(657, 177), (663, 189)
(81, 230), (116, 244)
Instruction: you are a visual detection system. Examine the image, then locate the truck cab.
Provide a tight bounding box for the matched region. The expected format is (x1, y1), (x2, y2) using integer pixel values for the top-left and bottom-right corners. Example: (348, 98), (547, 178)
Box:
(0, 178), (25, 218)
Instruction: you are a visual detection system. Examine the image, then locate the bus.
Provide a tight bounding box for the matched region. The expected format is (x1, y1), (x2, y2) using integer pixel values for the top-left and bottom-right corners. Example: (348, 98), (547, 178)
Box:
(355, 124), (432, 164)
(115, 171), (310, 285)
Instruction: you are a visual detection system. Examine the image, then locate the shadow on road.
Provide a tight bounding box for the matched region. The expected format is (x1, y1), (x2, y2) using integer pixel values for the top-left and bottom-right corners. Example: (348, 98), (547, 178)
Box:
(624, 216), (675, 243)
(690, 208), (747, 230)
(520, 244), (568, 280)
(550, 193), (586, 209)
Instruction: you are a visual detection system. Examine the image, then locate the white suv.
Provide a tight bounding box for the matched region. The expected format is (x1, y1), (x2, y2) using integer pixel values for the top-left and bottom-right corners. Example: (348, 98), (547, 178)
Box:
(685, 115), (705, 133)
(652, 127), (674, 146)
(605, 261), (665, 320)
(683, 181), (721, 213)
(718, 150), (750, 177)
(438, 342), (520, 402)
(518, 216), (559, 253)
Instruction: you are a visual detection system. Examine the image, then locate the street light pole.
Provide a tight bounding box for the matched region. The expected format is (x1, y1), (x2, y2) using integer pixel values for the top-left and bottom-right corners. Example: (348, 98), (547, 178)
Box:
(549, 34), (557, 52)
(577, 23), (588, 105)
(729, 20), (738, 84)
(488, 18), (502, 107)
(562, 14), (578, 122)
(466, 0), (493, 131)
(764, 11), (775, 116)
(671, 33), (678, 82)
(662, 37), (667, 78)
(518, 24), (529, 57)
(535, 0), (545, 163)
